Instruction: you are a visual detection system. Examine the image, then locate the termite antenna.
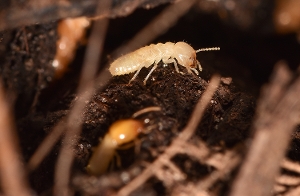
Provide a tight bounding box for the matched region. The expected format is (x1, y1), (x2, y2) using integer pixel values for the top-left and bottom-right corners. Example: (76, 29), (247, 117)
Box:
(132, 106), (161, 118)
(196, 47), (220, 53)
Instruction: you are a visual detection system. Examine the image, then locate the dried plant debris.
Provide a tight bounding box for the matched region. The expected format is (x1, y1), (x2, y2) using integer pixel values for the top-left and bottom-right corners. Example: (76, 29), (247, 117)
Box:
(274, 159), (300, 195)
(0, 82), (32, 196)
(229, 62), (300, 196)
(0, 0), (280, 34)
(0, 0), (176, 31)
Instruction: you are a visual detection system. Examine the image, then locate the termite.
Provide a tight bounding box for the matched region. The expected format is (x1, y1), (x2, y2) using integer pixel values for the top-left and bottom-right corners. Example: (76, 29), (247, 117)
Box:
(109, 42), (220, 84)
(87, 106), (161, 176)
(52, 17), (90, 79)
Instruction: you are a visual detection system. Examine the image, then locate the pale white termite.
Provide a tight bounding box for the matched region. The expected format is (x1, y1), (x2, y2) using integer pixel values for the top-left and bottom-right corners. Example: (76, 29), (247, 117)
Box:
(109, 42), (220, 84)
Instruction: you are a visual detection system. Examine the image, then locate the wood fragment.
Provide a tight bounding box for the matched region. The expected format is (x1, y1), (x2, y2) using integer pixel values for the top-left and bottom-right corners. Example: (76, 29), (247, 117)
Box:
(195, 150), (240, 193)
(27, 121), (65, 171)
(281, 159), (300, 174)
(276, 175), (300, 186)
(0, 0), (174, 31)
(230, 62), (300, 196)
(285, 186), (300, 196)
(111, 0), (197, 59)
(0, 81), (32, 196)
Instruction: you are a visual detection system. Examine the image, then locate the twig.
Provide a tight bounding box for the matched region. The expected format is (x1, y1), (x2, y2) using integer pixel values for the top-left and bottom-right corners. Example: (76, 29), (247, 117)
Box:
(196, 150), (241, 192)
(53, 1), (111, 195)
(281, 159), (300, 174)
(0, 80), (32, 196)
(154, 159), (186, 187)
(274, 159), (300, 195)
(111, 0), (197, 59)
(230, 62), (300, 196)
(169, 149), (240, 196)
(170, 140), (211, 162)
(274, 184), (287, 194)
(276, 175), (300, 186)
(171, 183), (211, 196)
(285, 186), (300, 196)
(22, 27), (29, 54)
(0, 0), (173, 31)
(178, 76), (220, 141)
(117, 74), (220, 196)
(27, 120), (65, 171)
(171, 149), (240, 196)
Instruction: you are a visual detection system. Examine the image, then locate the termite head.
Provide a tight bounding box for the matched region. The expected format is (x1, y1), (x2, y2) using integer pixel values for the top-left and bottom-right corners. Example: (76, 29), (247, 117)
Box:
(86, 119), (143, 176)
(108, 119), (144, 146)
(173, 42), (197, 68)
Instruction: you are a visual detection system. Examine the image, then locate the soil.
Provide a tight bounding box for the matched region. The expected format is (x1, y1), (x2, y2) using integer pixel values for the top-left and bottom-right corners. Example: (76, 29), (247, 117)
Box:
(73, 64), (255, 195)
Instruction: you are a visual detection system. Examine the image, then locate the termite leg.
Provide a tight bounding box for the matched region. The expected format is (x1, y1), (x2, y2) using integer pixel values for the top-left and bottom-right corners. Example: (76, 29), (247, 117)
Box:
(143, 64), (158, 85)
(197, 60), (202, 71)
(134, 139), (141, 155)
(190, 68), (199, 75)
(117, 142), (135, 150)
(163, 58), (179, 73)
(114, 153), (122, 169)
(129, 67), (142, 83)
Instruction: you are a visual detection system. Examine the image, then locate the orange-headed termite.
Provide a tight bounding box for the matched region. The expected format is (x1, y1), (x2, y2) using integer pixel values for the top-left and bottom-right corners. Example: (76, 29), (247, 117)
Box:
(87, 106), (161, 175)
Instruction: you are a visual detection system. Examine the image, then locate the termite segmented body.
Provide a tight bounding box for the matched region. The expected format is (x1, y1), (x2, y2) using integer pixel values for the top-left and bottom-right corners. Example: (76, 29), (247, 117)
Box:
(87, 119), (144, 175)
(109, 42), (220, 84)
